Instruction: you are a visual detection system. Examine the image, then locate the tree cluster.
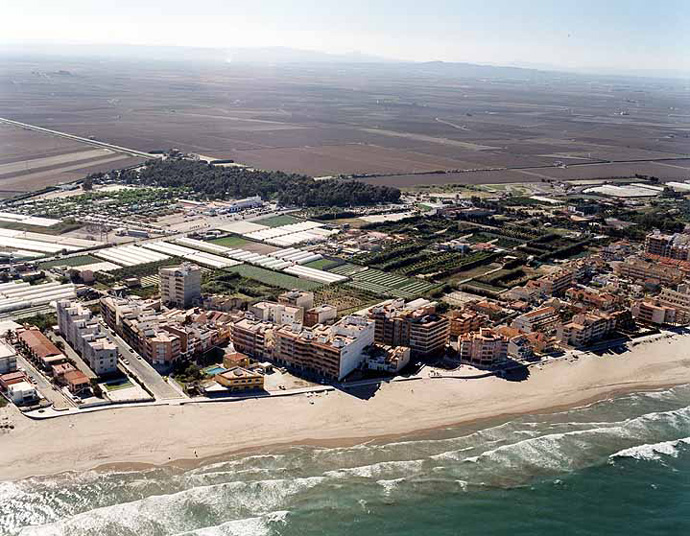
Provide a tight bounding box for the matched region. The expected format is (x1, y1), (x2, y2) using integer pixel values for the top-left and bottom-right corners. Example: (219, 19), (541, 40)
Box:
(115, 160), (401, 207)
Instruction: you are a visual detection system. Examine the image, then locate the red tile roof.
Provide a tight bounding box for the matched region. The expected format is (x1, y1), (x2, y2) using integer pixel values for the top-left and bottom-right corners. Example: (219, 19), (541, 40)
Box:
(63, 370), (89, 385)
(17, 328), (62, 359)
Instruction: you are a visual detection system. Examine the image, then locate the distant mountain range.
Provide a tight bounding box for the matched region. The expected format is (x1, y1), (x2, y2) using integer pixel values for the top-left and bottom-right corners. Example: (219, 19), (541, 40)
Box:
(0, 43), (391, 64)
(1, 43), (688, 81)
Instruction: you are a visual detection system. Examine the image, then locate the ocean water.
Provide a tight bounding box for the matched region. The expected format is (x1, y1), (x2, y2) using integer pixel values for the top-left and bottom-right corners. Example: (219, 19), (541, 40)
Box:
(3, 384), (690, 536)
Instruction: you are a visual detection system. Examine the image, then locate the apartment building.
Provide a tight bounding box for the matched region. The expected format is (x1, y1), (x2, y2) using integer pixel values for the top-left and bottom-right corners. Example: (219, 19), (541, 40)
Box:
(565, 287), (619, 312)
(0, 340), (17, 374)
(656, 284), (690, 325)
(231, 318), (274, 360)
(445, 309), (488, 337)
(367, 298), (450, 356)
(557, 312), (617, 347)
(57, 300), (118, 376)
(632, 300), (677, 325)
(304, 304), (338, 327)
(511, 306), (560, 334)
(612, 257), (684, 287)
(100, 296), (181, 366)
(644, 230), (690, 260)
(249, 301), (303, 326)
(274, 315), (375, 380)
(459, 328), (509, 368)
(536, 268), (574, 297)
(159, 263), (202, 307)
(278, 289), (315, 311)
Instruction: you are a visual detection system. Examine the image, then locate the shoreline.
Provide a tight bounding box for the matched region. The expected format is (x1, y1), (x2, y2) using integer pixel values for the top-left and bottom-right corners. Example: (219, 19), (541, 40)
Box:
(2, 332), (690, 482)
(90, 379), (688, 478)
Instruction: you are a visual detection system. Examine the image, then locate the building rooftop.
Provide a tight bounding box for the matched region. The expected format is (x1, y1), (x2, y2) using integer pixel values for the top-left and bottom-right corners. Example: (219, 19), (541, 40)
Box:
(217, 366), (262, 380)
(522, 306), (557, 318)
(17, 327), (62, 359)
(0, 339), (16, 359)
(52, 363), (76, 376)
(0, 371), (26, 383)
(63, 369), (90, 385)
(8, 381), (35, 394)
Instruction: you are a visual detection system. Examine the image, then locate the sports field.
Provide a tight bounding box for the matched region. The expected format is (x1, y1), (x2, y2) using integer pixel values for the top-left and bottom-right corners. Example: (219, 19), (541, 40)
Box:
(254, 215), (302, 228)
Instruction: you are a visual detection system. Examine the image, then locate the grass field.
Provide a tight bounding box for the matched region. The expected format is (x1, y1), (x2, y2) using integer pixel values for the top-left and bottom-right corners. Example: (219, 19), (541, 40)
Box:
(210, 235), (252, 248)
(304, 258), (343, 271)
(255, 215), (302, 228)
(226, 264), (321, 290)
(103, 378), (133, 392)
(39, 255), (99, 269)
(0, 220), (83, 235)
(346, 268), (437, 299)
(328, 263), (368, 276)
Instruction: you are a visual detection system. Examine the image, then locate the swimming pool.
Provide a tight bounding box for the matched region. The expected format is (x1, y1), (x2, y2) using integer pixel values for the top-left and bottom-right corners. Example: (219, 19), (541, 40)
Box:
(204, 366), (227, 376)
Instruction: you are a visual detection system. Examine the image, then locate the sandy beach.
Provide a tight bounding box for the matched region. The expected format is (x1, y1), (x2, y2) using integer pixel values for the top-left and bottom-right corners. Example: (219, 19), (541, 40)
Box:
(1, 333), (689, 482)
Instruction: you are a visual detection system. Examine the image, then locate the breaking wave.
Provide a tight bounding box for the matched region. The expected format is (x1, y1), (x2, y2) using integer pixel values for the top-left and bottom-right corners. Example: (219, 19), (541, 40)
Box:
(5, 384), (690, 536)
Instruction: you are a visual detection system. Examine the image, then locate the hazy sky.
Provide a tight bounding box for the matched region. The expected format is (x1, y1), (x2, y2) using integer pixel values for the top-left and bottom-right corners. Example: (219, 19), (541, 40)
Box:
(3, 0), (689, 72)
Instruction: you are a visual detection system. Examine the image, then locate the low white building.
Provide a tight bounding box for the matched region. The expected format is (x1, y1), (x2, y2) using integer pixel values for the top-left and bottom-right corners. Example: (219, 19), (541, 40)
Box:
(8, 381), (37, 405)
(364, 345), (410, 374)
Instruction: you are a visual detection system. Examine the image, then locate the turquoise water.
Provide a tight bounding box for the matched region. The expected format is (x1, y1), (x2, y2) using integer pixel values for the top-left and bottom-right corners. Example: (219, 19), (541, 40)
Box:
(204, 366), (227, 376)
(2, 384), (690, 535)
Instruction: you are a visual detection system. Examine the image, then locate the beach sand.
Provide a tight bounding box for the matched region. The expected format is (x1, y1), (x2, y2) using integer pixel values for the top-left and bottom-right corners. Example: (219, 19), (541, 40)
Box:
(1, 333), (689, 482)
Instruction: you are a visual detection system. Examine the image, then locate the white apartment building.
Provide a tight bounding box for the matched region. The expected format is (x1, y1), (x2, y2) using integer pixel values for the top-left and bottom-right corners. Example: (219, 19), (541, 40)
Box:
(57, 300), (118, 376)
(249, 301), (304, 326)
(159, 263), (202, 307)
(0, 340), (17, 374)
(274, 315), (375, 380)
(657, 284), (690, 324)
(511, 306), (560, 334)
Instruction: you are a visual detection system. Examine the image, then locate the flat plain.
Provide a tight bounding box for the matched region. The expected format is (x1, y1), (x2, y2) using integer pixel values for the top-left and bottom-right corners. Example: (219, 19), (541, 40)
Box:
(1, 57), (689, 190)
(0, 121), (145, 196)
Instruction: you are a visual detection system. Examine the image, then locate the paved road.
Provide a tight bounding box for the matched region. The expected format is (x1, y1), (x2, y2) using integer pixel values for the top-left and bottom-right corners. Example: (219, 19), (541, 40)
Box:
(99, 323), (183, 400)
(15, 354), (74, 410)
(0, 117), (157, 160)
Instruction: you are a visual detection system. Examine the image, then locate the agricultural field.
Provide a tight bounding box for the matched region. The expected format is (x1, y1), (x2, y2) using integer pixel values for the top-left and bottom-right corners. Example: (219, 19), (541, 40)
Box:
(226, 264), (322, 291)
(314, 284), (380, 314)
(328, 263), (368, 276)
(346, 269), (437, 299)
(303, 258), (343, 271)
(209, 235), (252, 248)
(2, 57), (688, 188)
(202, 269), (281, 300)
(39, 254), (99, 269)
(0, 219), (82, 235)
(0, 122), (146, 197)
(254, 215), (303, 228)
